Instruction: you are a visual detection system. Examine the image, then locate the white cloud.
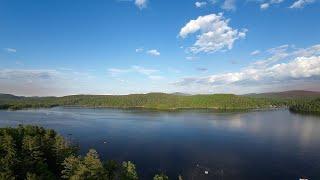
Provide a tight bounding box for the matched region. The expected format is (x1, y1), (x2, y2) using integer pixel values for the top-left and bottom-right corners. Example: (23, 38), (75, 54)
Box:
(0, 69), (96, 96)
(186, 56), (199, 60)
(108, 65), (161, 79)
(108, 66), (165, 81)
(221, 0), (236, 11)
(208, 0), (218, 4)
(175, 56), (320, 86)
(131, 65), (158, 75)
(292, 44), (320, 57)
(270, 0), (284, 3)
(147, 49), (160, 56)
(260, 0), (284, 10)
(4, 48), (17, 53)
(195, 1), (207, 8)
(260, 3), (270, 9)
(174, 44), (320, 93)
(108, 68), (131, 77)
(289, 0), (315, 8)
(0, 69), (60, 80)
(251, 44), (290, 67)
(148, 75), (164, 80)
(196, 67), (208, 72)
(135, 48), (160, 56)
(250, 50), (261, 55)
(267, 44), (289, 54)
(135, 0), (147, 9)
(179, 13), (247, 53)
(135, 48), (144, 53)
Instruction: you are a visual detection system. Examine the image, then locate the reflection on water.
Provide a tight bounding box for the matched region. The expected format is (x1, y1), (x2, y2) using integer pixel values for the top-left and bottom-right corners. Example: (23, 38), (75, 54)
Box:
(0, 107), (320, 180)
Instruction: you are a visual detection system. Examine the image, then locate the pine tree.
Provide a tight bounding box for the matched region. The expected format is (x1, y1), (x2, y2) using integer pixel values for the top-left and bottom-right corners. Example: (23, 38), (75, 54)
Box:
(120, 161), (138, 180)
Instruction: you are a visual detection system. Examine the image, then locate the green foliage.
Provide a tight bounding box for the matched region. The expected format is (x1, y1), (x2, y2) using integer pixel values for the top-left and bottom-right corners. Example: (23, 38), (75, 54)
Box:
(0, 125), (186, 180)
(61, 149), (106, 180)
(120, 161), (138, 180)
(289, 98), (320, 114)
(153, 173), (169, 180)
(104, 160), (119, 180)
(0, 125), (76, 179)
(0, 93), (284, 110)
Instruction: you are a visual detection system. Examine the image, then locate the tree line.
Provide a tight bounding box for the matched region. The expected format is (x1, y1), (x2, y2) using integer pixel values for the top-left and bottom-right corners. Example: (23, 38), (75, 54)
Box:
(289, 98), (320, 114)
(0, 93), (278, 111)
(1, 93), (319, 114)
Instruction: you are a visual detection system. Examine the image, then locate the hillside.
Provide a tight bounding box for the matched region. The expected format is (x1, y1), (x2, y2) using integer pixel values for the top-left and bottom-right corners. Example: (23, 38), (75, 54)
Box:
(0, 93), (273, 110)
(1, 91), (319, 111)
(245, 90), (320, 99)
(0, 93), (23, 101)
(289, 98), (320, 114)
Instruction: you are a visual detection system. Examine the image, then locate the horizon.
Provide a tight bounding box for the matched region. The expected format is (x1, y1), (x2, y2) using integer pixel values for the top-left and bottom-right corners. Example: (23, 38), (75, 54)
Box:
(1, 0), (320, 96)
(2, 89), (320, 98)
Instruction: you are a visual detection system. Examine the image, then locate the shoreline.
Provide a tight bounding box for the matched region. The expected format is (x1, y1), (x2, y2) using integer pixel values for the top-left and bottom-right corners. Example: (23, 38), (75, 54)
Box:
(1, 105), (286, 113)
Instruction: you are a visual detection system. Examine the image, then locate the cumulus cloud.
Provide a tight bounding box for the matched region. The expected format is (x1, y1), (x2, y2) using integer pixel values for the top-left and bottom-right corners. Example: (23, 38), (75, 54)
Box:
(221, 0), (236, 11)
(135, 0), (147, 9)
(195, 1), (207, 8)
(289, 0), (315, 8)
(173, 44), (320, 93)
(179, 13), (247, 54)
(3, 48), (17, 53)
(147, 49), (160, 56)
(175, 56), (320, 87)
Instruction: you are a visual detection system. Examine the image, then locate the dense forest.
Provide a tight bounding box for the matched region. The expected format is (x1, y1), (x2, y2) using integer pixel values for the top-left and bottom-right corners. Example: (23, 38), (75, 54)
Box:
(289, 98), (320, 114)
(0, 93), (279, 110)
(0, 91), (319, 113)
(0, 125), (170, 180)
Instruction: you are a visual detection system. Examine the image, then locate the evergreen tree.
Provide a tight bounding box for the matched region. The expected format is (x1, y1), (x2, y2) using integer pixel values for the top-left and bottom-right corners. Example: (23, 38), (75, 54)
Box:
(104, 160), (119, 180)
(120, 161), (138, 180)
(153, 173), (169, 180)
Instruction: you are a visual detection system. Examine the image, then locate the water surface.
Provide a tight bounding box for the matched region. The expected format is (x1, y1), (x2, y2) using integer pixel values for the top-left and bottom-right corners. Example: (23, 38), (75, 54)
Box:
(0, 107), (320, 179)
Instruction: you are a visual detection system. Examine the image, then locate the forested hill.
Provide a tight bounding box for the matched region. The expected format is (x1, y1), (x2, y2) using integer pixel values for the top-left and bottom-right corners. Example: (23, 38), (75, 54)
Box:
(244, 90), (320, 99)
(0, 93), (23, 101)
(1, 91), (320, 111)
(0, 93), (274, 110)
(289, 98), (320, 114)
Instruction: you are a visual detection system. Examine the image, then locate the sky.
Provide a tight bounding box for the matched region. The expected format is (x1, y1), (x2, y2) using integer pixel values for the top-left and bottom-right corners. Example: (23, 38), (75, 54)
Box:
(0, 0), (320, 96)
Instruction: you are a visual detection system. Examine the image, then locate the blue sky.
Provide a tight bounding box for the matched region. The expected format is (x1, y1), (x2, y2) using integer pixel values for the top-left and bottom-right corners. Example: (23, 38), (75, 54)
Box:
(0, 0), (320, 96)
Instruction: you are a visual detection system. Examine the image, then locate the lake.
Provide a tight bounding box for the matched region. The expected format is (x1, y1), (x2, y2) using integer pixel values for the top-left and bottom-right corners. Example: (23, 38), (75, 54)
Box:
(0, 107), (320, 179)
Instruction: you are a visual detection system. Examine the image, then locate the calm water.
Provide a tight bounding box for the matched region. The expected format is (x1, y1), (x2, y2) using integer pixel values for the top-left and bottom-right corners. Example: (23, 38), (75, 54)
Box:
(0, 107), (320, 179)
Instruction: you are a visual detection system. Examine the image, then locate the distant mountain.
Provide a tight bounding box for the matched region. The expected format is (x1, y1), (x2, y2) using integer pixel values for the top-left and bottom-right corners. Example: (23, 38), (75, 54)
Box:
(0, 93), (23, 100)
(170, 92), (191, 96)
(245, 90), (320, 98)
